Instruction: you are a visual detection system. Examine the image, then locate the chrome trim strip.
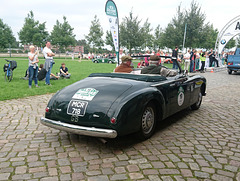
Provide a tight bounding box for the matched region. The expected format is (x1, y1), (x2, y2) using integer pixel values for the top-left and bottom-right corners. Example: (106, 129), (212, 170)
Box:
(151, 76), (188, 87)
(40, 117), (117, 138)
(150, 80), (172, 87)
(93, 114), (100, 118)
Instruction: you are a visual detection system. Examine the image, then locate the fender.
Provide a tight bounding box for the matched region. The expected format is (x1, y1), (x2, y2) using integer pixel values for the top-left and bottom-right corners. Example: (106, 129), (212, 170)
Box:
(107, 86), (166, 136)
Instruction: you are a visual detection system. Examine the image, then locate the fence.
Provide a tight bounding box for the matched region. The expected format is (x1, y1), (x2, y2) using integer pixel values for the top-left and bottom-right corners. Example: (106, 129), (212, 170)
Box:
(0, 53), (86, 59)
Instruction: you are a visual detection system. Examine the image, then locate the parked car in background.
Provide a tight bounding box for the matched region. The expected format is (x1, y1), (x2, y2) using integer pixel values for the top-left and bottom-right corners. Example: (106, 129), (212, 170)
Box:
(164, 58), (182, 64)
(93, 57), (116, 64)
(227, 48), (240, 74)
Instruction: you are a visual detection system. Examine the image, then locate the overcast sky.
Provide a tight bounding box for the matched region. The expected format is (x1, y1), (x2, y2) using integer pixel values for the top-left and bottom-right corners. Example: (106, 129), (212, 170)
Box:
(0, 0), (239, 41)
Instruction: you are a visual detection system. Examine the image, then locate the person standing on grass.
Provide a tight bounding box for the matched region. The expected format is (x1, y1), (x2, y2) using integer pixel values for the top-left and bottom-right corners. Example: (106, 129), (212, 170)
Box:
(183, 49), (191, 75)
(43, 41), (55, 85)
(190, 49), (196, 72)
(200, 52), (207, 73)
(195, 50), (200, 70)
(172, 46), (178, 69)
(28, 45), (39, 88)
(208, 49), (214, 67)
(88, 52), (91, 60)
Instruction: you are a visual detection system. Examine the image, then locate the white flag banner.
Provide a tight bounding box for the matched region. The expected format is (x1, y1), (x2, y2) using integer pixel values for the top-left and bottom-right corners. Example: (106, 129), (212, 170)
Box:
(107, 16), (119, 52)
(105, 0), (119, 52)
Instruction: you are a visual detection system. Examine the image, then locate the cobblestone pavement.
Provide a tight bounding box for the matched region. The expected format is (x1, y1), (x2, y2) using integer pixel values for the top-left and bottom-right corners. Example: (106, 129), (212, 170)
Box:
(0, 70), (240, 181)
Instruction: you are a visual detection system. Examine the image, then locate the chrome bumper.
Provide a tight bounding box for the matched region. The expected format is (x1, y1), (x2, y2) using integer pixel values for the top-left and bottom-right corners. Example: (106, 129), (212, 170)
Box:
(40, 117), (117, 138)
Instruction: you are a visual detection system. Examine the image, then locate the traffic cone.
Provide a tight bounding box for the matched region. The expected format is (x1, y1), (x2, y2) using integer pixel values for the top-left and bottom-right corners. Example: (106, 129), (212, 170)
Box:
(210, 68), (214, 73)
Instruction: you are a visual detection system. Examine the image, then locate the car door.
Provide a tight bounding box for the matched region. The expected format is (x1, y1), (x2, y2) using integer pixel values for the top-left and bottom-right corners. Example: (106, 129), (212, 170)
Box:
(166, 75), (191, 116)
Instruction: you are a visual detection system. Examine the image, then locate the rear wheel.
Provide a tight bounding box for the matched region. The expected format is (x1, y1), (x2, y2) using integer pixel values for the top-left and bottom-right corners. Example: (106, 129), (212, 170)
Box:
(191, 91), (202, 110)
(137, 103), (156, 140)
(228, 69), (232, 74)
(5, 70), (13, 82)
(94, 60), (98, 63)
(108, 60), (113, 64)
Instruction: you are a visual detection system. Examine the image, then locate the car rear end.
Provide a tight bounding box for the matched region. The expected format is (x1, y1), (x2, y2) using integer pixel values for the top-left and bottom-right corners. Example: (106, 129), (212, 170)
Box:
(41, 76), (133, 138)
(227, 48), (240, 74)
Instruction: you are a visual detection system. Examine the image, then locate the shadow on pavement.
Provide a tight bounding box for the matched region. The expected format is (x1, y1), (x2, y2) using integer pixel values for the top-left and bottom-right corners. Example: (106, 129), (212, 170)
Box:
(68, 108), (194, 150)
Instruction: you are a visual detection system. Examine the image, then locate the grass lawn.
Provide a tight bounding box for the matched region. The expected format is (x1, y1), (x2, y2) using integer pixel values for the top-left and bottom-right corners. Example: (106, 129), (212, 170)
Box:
(0, 57), (118, 101)
(0, 57), (176, 101)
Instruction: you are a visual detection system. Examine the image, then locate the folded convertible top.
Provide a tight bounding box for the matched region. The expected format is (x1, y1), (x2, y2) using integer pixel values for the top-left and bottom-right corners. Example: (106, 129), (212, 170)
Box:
(89, 73), (167, 82)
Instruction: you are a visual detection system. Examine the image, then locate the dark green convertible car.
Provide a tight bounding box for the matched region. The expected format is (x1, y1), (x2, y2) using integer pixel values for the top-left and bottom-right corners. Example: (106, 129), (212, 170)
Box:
(93, 57), (116, 64)
(41, 61), (206, 140)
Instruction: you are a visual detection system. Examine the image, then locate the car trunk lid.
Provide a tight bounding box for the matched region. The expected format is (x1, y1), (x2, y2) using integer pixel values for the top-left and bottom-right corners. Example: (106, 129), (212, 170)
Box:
(49, 77), (132, 128)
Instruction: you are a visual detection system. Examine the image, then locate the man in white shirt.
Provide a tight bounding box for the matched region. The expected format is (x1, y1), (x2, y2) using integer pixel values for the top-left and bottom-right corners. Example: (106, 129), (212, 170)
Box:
(43, 41), (55, 85)
(116, 48), (125, 67)
(184, 49), (191, 75)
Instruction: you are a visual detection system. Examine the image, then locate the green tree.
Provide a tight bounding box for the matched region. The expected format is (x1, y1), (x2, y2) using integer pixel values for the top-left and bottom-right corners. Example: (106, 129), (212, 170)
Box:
(236, 35), (240, 47)
(50, 16), (76, 52)
(184, 1), (205, 48)
(161, 5), (185, 49)
(85, 15), (104, 52)
(161, 0), (214, 50)
(76, 39), (87, 46)
(32, 23), (49, 47)
(200, 23), (218, 49)
(0, 19), (17, 48)
(141, 19), (153, 50)
(18, 11), (48, 47)
(225, 39), (236, 49)
(105, 30), (114, 51)
(120, 11), (143, 54)
(153, 25), (164, 50)
(161, 24), (177, 49)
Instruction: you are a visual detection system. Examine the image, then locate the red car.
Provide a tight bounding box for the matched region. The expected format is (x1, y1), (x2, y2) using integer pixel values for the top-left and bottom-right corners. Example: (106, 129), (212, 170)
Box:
(164, 58), (181, 64)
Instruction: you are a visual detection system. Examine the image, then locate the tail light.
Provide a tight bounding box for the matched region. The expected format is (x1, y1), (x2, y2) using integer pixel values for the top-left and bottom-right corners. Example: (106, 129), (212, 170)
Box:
(45, 107), (50, 113)
(110, 117), (116, 124)
(228, 62), (233, 65)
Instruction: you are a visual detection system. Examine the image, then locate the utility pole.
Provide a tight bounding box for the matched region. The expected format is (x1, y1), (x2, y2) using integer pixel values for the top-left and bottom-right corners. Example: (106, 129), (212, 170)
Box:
(182, 23), (187, 53)
(9, 44), (11, 57)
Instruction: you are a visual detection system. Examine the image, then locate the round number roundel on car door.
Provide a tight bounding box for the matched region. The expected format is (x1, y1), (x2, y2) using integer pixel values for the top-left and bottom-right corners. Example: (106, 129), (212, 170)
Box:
(178, 87), (184, 106)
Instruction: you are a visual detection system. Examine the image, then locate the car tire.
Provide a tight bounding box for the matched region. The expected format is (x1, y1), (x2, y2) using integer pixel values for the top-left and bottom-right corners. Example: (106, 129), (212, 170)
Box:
(94, 60), (98, 63)
(228, 69), (232, 74)
(108, 61), (112, 64)
(191, 91), (202, 110)
(137, 102), (156, 140)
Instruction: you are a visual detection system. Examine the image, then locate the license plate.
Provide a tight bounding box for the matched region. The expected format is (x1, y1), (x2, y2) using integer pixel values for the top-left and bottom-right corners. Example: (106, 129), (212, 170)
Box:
(67, 100), (88, 116)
